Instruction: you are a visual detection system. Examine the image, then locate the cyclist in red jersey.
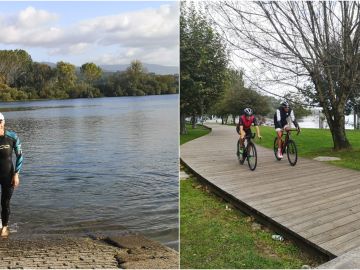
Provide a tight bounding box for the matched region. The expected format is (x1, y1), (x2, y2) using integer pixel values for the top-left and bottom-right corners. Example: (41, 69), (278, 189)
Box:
(236, 108), (262, 156)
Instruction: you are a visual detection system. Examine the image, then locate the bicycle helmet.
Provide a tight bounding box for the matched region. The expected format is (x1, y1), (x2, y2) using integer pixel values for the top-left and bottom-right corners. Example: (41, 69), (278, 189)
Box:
(244, 108), (253, 116)
(281, 100), (290, 108)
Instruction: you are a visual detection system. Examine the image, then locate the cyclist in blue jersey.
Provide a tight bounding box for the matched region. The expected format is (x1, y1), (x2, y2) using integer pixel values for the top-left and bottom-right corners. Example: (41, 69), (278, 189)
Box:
(0, 113), (23, 237)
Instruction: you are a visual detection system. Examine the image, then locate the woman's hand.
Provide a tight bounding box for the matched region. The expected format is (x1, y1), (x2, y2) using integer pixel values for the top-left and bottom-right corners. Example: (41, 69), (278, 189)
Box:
(12, 173), (20, 188)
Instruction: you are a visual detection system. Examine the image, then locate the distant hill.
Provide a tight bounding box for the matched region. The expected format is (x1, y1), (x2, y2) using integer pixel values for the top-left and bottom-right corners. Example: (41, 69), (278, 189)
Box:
(100, 63), (178, 75)
(41, 62), (56, 68)
(40, 62), (178, 75)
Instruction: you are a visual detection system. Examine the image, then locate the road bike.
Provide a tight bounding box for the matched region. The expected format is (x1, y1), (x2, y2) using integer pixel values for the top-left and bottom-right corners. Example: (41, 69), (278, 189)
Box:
(237, 133), (258, 171)
(273, 129), (300, 166)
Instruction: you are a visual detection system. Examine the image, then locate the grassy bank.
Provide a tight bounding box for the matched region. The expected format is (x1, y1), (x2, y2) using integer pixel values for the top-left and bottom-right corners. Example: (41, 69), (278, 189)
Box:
(180, 124), (211, 145)
(180, 177), (322, 268)
(255, 126), (360, 170)
(180, 125), (323, 268)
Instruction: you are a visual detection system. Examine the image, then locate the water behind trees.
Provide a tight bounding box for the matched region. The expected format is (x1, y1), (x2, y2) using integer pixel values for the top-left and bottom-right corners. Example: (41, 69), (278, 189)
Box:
(1, 95), (179, 249)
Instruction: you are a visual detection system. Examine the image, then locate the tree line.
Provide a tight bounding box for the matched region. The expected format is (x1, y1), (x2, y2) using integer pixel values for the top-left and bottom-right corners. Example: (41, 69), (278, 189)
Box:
(0, 49), (178, 102)
(207, 1), (360, 150)
(180, 3), (310, 134)
(181, 1), (360, 150)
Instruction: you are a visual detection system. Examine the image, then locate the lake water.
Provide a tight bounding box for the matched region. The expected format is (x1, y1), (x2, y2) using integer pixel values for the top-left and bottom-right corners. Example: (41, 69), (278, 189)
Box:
(0, 95), (179, 250)
(297, 110), (356, 129)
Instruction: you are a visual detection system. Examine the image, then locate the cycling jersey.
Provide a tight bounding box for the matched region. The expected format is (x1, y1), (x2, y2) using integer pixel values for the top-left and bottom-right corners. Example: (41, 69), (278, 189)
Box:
(236, 115), (258, 134)
(274, 107), (299, 129)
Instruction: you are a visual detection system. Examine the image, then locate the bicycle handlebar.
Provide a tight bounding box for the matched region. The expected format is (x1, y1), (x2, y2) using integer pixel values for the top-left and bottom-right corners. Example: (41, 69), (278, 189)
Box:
(284, 129), (300, 135)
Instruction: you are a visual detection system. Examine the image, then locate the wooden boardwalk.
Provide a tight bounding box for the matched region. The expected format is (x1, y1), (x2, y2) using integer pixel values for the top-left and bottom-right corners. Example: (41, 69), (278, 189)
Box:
(181, 123), (360, 258)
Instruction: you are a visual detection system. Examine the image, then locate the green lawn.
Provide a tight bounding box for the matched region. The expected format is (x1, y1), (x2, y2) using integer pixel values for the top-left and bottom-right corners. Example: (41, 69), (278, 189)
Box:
(255, 126), (360, 170)
(180, 124), (211, 145)
(180, 177), (322, 269)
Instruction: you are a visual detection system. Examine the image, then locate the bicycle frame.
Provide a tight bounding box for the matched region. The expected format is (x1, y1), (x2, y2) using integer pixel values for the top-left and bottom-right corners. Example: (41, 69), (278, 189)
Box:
(237, 133), (258, 170)
(280, 129), (299, 154)
(243, 133), (256, 147)
(273, 128), (300, 166)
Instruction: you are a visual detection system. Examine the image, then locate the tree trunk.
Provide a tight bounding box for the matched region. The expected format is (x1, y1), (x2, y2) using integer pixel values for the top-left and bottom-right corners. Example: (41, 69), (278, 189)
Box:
(221, 116), (224, 125)
(180, 112), (187, 135)
(191, 115), (196, 129)
(326, 113), (351, 150)
(354, 111), (357, 130)
(356, 106), (360, 130)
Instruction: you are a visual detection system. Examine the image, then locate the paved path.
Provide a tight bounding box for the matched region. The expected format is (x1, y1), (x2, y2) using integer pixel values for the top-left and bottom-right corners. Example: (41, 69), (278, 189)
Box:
(0, 234), (178, 269)
(181, 123), (360, 258)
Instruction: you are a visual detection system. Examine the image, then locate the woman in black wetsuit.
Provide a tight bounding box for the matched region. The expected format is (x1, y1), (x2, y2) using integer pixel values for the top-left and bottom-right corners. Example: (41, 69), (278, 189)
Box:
(0, 113), (23, 237)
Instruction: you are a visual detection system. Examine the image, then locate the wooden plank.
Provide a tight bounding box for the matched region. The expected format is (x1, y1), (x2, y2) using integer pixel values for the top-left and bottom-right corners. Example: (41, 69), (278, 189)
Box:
(307, 218), (360, 246)
(248, 179), (360, 211)
(276, 192), (360, 227)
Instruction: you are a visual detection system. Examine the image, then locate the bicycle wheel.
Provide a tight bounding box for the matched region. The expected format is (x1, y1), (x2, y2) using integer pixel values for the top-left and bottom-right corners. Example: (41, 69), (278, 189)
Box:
(237, 140), (245, 165)
(286, 140), (298, 166)
(247, 142), (257, 171)
(273, 137), (281, 161)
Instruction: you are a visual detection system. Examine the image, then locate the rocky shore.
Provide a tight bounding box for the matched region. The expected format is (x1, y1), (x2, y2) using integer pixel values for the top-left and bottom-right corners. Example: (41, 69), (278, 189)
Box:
(0, 233), (178, 269)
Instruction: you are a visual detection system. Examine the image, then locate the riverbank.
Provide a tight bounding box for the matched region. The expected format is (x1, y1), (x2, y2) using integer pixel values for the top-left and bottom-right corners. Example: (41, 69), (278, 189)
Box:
(0, 233), (178, 269)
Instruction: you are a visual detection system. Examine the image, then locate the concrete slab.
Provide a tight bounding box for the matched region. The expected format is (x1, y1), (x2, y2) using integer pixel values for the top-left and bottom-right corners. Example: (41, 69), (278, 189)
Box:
(0, 234), (179, 269)
(313, 156), (341, 161)
(107, 234), (179, 269)
(180, 171), (190, 180)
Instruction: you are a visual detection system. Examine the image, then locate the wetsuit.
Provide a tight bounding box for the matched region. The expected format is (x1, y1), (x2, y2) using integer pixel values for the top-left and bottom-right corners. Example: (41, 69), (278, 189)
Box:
(0, 130), (23, 227)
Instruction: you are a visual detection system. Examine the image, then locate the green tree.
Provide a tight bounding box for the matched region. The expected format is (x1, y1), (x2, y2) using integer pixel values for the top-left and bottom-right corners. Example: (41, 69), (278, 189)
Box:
(0, 49), (32, 87)
(180, 2), (229, 134)
(128, 60), (147, 75)
(55, 61), (77, 92)
(29, 63), (54, 92)
(212, 70), (270, 124)
(80, 62), (103, 83)
(123, 60), (147, 96)
(210, 1), (360, 149)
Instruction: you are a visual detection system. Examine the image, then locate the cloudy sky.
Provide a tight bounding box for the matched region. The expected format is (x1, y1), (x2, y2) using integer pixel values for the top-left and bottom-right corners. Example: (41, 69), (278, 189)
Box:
(0, 1), (179, 67)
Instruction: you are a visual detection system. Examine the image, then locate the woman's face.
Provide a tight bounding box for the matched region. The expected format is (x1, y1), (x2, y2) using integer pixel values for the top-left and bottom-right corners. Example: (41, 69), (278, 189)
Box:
(0, 120), (4, 129)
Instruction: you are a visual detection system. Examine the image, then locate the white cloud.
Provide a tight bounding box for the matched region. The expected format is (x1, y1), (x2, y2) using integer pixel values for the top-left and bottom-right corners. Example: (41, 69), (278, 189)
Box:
(83, 3), (178, 47)
(0, 7), (62, 46)
(0, 3), (179, 66)
(16, 6), (58, 28)
(49, 43), (90, 56)
(96, 45), (178, 66)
